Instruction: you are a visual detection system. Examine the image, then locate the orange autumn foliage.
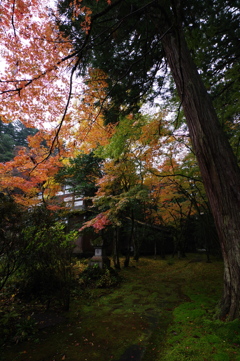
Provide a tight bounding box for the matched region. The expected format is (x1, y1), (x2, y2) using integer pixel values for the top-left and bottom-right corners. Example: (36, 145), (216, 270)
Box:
(0, 1), (115, 206)
(0, 68), (115, 206)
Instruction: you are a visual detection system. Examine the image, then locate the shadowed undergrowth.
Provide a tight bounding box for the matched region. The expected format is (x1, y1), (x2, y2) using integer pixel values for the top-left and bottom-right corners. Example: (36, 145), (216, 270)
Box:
(1, 255), (240, 361)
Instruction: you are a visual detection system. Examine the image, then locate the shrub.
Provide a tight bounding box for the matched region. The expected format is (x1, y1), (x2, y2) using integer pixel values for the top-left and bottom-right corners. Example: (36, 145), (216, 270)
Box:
(0, 195), (27, 291)
(0, 309), (37, 345)
(19, 217), (78, 310)
(79, 264), (122, 289)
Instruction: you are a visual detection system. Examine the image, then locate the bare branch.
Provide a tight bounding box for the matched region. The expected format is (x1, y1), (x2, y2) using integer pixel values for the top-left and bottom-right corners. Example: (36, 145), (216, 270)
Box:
(148, 168), (203, 183)
(11, 0), (17, 38)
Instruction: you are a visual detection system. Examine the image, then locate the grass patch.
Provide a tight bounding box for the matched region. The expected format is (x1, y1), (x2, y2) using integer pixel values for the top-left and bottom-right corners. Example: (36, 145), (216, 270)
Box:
(1, 255), (240, 361)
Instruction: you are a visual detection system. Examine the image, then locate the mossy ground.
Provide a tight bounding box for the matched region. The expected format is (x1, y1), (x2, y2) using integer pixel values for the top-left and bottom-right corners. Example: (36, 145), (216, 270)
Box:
(1, 255), (240, 361)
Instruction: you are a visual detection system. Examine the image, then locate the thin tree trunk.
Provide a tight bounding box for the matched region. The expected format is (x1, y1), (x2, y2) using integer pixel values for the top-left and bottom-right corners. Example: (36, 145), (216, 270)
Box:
(154, 239), (157, 260)
(133, 224), (140, 261)
(160, 25), (240, 320)
(124, 212), (134, 267)
(113, 227), (121, 269)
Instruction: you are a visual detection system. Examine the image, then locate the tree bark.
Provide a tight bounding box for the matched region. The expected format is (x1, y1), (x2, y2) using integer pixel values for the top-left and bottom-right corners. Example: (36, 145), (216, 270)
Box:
(113, 227), (121, 269)
(160, 25), (240, 320)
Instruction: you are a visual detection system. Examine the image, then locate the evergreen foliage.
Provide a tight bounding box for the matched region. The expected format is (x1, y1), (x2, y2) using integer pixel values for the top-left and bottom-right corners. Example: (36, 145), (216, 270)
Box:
(0, 120), (37, 162)
(56, 152), (103, 197)
(57, 0), (239, 126)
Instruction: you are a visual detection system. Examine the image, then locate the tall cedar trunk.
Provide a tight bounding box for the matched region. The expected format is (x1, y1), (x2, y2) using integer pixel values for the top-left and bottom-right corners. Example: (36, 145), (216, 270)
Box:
(160, 25), (240, 319)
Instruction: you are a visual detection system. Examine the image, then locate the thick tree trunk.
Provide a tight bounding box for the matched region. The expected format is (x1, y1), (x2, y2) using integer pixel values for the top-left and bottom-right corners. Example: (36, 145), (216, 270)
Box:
(160, 26), (240, 319)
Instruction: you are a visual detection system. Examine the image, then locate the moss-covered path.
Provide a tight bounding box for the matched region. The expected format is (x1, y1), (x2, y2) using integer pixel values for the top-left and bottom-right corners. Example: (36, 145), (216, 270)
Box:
(1, 256), (233, 361)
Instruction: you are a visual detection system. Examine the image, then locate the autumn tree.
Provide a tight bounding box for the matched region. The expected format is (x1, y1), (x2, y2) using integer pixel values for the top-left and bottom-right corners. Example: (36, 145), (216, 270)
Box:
(0, 53), (113, 205)
(0, 2), (107, 205)
(78, 114), (201, 263)
(57, 0), (240, 320)
(78, 116), (152, 266)
(147, 151), (217, 258)
(80, 156), (146, 267)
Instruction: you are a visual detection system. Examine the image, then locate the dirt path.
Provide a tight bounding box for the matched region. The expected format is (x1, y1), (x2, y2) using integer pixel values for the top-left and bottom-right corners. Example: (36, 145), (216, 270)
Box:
(1, 258), (193, 361)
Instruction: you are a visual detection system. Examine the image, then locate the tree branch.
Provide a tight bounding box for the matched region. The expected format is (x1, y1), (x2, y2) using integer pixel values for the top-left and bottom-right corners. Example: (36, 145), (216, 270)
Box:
(11, 0), (17, 38)
(148, 169), (203, 183)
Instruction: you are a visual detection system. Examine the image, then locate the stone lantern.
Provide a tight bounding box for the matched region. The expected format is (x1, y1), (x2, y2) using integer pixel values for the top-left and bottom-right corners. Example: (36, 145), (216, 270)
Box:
(89, 236), (110, 269)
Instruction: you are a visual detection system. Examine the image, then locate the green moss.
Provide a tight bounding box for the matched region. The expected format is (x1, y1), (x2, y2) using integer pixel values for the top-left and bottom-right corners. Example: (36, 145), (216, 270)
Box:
(1, 256), (239, 361)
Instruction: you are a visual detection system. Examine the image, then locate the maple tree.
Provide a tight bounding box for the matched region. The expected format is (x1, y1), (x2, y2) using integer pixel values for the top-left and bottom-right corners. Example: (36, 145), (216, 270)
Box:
(0, 35), (114, 206)
(146, 157), (210, 255)
(0, 1), (114, 207)
(0, 1), (73, 125)
(79, 156), (145, 267)
(76, 113), (208, 266)
(0, 0), (70, 204)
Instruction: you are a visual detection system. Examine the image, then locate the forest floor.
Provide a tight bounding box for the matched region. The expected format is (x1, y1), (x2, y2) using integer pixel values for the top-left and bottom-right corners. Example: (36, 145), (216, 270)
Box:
(1, 255), (240, 361)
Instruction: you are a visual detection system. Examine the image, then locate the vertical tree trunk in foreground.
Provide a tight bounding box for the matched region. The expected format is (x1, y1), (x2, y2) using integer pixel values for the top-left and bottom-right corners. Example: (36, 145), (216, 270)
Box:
(161, 26), (240, 320)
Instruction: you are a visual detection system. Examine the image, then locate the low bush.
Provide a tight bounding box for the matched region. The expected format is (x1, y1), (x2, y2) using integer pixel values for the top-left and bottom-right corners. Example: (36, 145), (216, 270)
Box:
(79, 264), (122, 289)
